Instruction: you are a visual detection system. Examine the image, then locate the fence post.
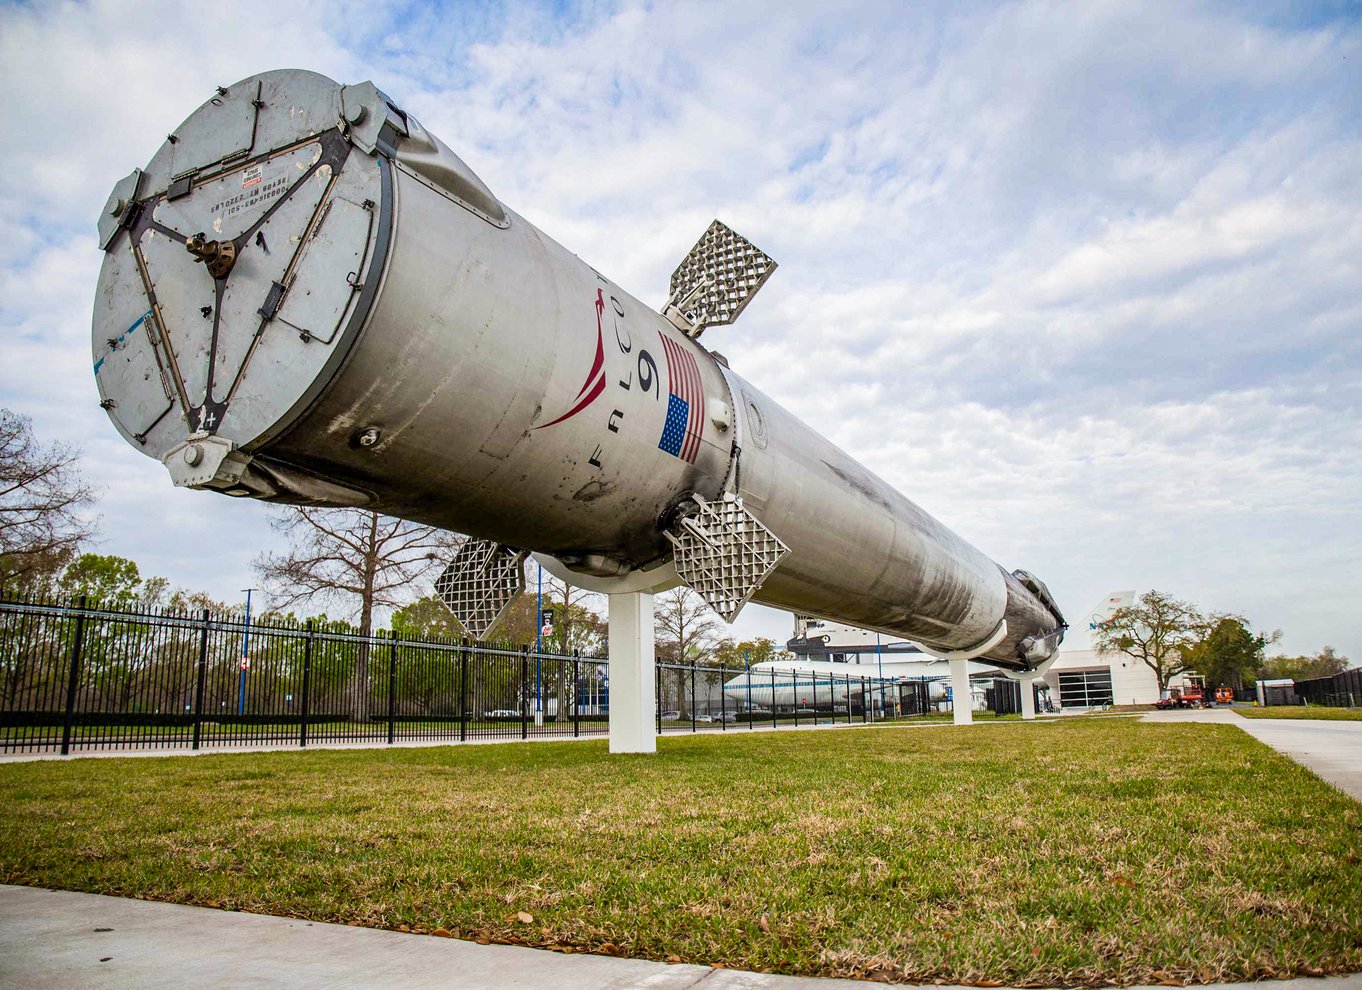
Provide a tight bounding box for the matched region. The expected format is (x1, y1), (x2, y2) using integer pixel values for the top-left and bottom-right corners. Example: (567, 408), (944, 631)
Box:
(656, 665), (662, 734)
(771, 669), (778, 729)
(459, 638), (470, 743)
(690, 664), (696, 733)
(192, 608), (209, 750)
(387, 631), (397, 745)
(59, 595), (89, 756)
(720, 665), (727, 731)
(749, 666), (755, 730)
(520, 646), (529, 740)
(572, 651), (581, 738)
(846, 674), (852, 724)
(299, 620), (313, 748)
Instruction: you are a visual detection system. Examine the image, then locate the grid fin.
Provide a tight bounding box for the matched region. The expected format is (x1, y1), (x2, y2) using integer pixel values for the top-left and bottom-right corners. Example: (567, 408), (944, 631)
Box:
(434, 540), (527, 639)
(667, 493), (789, 623)
(667, 220), (776, 333)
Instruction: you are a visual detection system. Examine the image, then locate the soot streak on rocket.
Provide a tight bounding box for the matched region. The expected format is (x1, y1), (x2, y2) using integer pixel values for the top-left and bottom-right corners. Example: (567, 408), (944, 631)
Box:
(822, 460), (894, 513)
(573, 478), (617, 502)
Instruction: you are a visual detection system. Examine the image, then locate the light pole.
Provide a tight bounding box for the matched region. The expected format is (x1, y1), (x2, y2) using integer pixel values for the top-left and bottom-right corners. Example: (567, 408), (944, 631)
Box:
(534, 564), (543, 725)
(239, 588), (257, 716)
(876, 632), (886, 720)
(744, 648), (752, 717)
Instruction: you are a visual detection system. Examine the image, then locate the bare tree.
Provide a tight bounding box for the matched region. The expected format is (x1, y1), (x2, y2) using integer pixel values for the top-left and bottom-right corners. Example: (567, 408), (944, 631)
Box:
(1093, 589), (1205, 692)
(255, 508), (460, 720)
(0, 408), (97, 595)
(654, 586), (723, 718)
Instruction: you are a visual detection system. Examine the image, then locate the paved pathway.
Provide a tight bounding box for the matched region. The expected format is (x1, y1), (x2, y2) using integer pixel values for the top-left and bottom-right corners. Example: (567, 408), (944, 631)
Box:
(0, 884), (863, 990)
(2, 885), (1359, 990)
(1141, 708), (1362, 800)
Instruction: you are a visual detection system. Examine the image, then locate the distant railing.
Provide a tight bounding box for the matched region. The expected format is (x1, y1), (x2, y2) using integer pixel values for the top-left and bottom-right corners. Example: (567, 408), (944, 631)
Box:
(0, 597), (933, 755)
(1294, 668), (1362, 708)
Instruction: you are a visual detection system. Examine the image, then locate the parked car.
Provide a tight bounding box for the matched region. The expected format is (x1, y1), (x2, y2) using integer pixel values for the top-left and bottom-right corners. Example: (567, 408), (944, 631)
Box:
(659, 710), (681, 720)
(483, 709), (519, 718)
(713, 712), (737, 723)
(695, 714), (716, 723)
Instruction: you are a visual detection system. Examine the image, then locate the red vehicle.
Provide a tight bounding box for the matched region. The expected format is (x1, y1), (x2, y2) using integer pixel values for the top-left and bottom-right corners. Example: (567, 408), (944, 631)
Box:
(1156, 685), (1207, 709)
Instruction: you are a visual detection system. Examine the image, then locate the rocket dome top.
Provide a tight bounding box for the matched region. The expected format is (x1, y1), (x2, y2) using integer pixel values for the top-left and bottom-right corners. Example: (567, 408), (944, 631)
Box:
(92, 70), (392, 476)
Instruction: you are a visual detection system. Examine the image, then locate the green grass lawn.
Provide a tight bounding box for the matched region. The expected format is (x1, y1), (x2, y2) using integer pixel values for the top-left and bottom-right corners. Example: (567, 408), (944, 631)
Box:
(2, 712), (992, 749)
(1236, 706), (1362, 721)
(2, 721), (1359, 985)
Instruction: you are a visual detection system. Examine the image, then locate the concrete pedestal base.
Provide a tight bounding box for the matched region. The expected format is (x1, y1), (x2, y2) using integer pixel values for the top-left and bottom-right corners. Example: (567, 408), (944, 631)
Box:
(1020, 677), (1038, 720)
(607, 592), (656, 754)
(951, 658), (973, 726)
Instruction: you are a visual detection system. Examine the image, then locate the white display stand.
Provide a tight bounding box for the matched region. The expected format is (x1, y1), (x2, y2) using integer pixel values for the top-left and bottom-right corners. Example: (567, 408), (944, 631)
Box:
(1020, 677), (1037, 720)
(607, 592), (657, 753)
(950, 658), (974, 726)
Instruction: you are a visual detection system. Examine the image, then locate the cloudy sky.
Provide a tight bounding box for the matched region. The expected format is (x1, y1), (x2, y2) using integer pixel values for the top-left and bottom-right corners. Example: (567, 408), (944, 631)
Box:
(2, 0), (1358, 659)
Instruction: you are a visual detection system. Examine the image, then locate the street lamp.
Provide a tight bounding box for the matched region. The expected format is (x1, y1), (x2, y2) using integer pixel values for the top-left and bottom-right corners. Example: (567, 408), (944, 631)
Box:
(744, 648), (752, 717)
(534, 564), (544, 726)
(876, 632), (888, 720)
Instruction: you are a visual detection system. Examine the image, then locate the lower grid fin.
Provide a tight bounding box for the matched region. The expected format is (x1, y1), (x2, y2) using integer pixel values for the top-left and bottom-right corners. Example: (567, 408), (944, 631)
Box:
(434, 539), (527, 639)
(666, 493), (788, 622)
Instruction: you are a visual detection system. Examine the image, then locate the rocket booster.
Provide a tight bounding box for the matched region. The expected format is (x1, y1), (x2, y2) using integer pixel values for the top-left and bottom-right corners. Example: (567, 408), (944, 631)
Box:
(91, 70), (1065, 670)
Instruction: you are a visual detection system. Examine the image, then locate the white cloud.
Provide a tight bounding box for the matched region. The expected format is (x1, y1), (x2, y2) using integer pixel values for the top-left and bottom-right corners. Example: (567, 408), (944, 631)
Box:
(1, 0), (1358, 661)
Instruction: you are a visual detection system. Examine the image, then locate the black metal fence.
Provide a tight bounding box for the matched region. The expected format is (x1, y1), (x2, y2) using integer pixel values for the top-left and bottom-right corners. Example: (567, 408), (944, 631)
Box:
(652, 660), (935, 735)
(1294, 668), (1362, 708)
(0, 597), (940, 755)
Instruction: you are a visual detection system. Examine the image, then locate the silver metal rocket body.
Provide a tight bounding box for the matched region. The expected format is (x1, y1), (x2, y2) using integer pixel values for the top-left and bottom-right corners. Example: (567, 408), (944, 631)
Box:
(92, 69), (1065, 670)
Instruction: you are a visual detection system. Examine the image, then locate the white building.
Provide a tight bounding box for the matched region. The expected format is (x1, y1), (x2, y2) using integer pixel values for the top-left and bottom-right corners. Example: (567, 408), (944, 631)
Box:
(1038, 591), (1163, 707)
(790, 590), (1168, 711)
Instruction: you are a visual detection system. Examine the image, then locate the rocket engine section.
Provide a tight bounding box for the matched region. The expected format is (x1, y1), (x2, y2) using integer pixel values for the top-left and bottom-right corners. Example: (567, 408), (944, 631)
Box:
(91, 69), (1066, 671)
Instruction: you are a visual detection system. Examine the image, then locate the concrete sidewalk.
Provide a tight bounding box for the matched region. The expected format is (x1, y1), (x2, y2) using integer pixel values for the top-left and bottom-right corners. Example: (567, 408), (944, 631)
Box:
(0, 885), (862, 990)
(1141, 708), (1362, 800)
(2, 885), (1359, 990)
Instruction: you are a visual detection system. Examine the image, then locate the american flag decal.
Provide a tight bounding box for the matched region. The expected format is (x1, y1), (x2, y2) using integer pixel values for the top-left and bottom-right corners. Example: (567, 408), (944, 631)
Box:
(657, 333), (705, 463)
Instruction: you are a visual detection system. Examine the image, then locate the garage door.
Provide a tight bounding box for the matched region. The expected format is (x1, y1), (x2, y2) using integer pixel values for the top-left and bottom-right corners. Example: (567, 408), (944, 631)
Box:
(1058, 668), (1114, 708)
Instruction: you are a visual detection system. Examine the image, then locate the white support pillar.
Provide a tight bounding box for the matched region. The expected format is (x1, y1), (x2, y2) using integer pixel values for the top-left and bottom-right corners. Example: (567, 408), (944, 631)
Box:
(607, 592), (656, 754)
(950, 658), (973, 726)
(1020, 677), (1037, 720)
